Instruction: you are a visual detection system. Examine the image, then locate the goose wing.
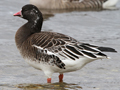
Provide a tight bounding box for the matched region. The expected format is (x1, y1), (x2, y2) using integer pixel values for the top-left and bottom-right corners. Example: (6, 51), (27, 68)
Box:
(31, 32), (115, 69)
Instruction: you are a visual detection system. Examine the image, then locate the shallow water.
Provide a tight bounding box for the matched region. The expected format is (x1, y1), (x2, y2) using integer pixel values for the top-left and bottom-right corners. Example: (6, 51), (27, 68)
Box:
(0, 0), (120, 90)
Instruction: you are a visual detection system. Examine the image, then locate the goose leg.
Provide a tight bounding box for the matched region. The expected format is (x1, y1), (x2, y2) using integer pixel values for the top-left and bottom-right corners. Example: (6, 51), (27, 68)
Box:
(44, 71), (53, 83)
(47, 78), (51, 83)
(59, 74), (63, 82)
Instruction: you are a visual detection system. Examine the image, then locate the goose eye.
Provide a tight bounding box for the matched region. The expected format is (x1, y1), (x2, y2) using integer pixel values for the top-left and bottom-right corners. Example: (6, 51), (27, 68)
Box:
(24, 9), (28, 12)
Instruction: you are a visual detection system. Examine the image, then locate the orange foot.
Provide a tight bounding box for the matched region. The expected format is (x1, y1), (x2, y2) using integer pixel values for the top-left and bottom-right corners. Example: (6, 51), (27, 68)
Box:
(47, 78), (51, 83)
(59, 74), (63, 82)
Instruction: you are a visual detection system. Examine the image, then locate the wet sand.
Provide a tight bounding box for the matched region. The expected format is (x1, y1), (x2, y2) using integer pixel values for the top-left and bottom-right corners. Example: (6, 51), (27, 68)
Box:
(0, 0), (120, 90)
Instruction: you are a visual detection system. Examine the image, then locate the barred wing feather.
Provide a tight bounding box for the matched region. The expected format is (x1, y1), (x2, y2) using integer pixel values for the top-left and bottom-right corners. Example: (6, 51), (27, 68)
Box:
(31, 32), (109, 62)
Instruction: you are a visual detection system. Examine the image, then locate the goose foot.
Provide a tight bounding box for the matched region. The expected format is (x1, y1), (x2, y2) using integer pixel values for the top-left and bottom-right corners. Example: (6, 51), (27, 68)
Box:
(47, 78), (51, 83)
(59, 74), (63, 82)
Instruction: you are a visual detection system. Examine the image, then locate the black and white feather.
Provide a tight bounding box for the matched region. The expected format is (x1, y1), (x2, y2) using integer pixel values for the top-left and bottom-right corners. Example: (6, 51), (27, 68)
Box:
(26, 31), (116, 70)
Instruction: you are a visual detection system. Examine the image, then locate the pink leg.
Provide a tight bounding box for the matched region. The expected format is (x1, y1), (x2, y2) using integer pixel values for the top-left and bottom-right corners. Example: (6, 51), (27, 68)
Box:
(59, 74), (63, 82)
(47, 78), (51, 83)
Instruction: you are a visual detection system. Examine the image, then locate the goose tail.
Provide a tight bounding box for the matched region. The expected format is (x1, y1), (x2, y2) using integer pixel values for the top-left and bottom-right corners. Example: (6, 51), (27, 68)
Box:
(103, 0), (119, 9)
(98, 47), (117, 52)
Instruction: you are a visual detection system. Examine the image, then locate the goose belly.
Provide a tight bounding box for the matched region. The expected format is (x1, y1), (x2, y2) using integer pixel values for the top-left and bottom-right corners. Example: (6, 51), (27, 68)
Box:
(24, 57), (95, 73)
(57, 58), (95, 73)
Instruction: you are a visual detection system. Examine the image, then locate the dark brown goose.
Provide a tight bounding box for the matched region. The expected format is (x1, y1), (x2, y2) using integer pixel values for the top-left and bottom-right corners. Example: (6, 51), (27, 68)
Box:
(14, 4), (117, 83)
(30, 0), (119, 10)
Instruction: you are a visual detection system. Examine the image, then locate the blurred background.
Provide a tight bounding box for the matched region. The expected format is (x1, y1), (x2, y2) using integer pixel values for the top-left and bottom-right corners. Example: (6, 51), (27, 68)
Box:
(0, 0), (120, 90)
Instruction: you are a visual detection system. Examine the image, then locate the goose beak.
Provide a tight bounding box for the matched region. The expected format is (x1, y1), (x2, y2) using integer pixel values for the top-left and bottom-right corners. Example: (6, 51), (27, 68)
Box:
(14, 11), (22, 17)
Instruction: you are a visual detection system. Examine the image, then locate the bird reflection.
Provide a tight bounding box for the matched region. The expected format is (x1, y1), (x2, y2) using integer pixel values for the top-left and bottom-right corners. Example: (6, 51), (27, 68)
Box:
(16, 82), (82, 90)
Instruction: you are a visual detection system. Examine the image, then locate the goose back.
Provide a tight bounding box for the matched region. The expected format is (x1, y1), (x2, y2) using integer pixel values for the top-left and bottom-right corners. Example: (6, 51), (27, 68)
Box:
(30, 0), (106, 10)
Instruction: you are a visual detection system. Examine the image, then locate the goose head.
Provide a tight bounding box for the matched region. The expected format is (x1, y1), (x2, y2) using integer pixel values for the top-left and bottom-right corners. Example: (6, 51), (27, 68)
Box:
(14, 4), (43, 32)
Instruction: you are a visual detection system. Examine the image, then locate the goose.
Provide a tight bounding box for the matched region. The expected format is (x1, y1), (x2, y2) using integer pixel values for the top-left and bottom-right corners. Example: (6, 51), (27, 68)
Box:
(29, 0), (119, 10)
(14, 4), (117, 83)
